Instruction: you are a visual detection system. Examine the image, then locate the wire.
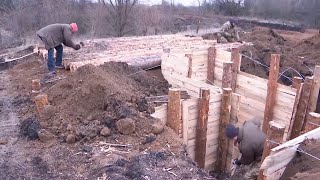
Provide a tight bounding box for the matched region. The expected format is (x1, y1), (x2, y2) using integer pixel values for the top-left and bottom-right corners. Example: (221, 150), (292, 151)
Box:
(1, 52), (37, 63)
(127, 64), (162, 77)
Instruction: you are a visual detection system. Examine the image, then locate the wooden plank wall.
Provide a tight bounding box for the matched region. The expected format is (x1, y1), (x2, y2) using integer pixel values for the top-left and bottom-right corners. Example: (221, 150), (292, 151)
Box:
(162, 47), (297, 139)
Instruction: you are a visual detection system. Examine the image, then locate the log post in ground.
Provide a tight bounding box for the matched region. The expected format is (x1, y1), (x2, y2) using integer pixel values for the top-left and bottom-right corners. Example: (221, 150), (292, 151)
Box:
(289, 77), (314, 139)
(222, 62), (233, 89)
(231, 48), (241, 92)
(185, 54), (193, 78)
(195, 88), (210, 168)
(258, 121), (285, 180)
(34, 93), (49, 117)
(292, 77), (303, 90)
(207, 47), (216, 84)
(303, 112), (320, 133)
(262, 54), (280, 134)
(31, 79), (41, 92)
(167, 88), (181, 134)
(308, 66), (320, 112)
(215, 88), (232, 173)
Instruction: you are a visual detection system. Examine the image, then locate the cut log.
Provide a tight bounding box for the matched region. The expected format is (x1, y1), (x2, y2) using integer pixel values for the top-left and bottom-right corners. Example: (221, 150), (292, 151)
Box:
(34, 93), (49, 118)
(207, 47), (216, 84)
(231, 48), (241, 92)
(222, 62), (233, 88)
(31, 79), (41, 92)
(195, 88), (210, 168)
(167, 88), (181, 134)
(304, 112), (320, 133)
(308, 66), (320, 112)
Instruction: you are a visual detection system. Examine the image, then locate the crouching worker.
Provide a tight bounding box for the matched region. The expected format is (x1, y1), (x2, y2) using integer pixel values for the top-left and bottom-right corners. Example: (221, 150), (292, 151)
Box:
(37, 23), (81, 78)
(217, 20), (240, 43)
(225, 119), (266, 179)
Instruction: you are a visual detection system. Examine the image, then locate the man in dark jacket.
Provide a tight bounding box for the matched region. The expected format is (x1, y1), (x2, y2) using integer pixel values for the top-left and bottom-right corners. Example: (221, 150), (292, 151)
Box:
(37, 23), (81, 77)
(226, 119), (266, 179)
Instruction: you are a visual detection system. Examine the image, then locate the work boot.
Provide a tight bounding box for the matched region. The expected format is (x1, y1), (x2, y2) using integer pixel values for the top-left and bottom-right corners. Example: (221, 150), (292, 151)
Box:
(46, 71), (56, 79)
(55, 64), (65, 69)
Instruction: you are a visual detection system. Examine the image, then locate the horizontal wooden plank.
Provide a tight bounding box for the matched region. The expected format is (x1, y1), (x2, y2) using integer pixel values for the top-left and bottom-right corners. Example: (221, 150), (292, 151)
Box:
(216, 49), (231, 62)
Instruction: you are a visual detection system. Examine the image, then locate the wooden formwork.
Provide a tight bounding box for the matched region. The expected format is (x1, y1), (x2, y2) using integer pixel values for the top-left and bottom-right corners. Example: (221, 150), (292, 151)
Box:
(152, 44), (318, 173)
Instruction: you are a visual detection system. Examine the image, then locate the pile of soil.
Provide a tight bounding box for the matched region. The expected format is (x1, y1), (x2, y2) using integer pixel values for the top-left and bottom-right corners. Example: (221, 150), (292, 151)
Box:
(240, 27), (316, 85)
(42, 62), (171, 145)
(281, 139), (320, 180)
(294, 34), (320, 61)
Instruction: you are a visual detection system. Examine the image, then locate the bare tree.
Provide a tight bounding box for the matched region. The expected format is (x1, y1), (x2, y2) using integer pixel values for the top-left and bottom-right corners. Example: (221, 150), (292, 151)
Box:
(102, 0), (138, 37)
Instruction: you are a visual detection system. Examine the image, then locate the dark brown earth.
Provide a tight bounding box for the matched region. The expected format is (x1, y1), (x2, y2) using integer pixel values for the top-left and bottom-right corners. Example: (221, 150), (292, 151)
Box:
(281, 139), (320, 180)
(0, 50), (214, 179)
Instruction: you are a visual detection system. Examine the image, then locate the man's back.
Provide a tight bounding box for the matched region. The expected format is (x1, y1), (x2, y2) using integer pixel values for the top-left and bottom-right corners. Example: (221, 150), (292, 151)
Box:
(37, 24), (74, 49)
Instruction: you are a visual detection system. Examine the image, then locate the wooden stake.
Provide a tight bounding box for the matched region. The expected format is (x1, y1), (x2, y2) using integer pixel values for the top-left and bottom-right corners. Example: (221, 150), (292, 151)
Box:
(292, 77), (303, 89)
(222, 62), (233, 88)
(195, 88), (210, 168)
(216, 88), (232, 173)
(231, 48), (241, 92)
(167, 88), (181, 134)
(262, 54), (280, 133)
(308, 66), (320, 112)
(289, 77), (314, 139)
(258, 121), (285, 180)
(34, 93), (49, 117)
(31, 79), (41, 92)
(185, 54), (192, 78)
(207, 47), (216, 84)
(304, 112), (320, 132)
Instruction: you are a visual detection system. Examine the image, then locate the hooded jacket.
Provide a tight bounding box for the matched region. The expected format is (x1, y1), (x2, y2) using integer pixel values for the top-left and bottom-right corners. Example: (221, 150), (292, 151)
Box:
(37, 24), (77, 50)
(237, 119), (266, 165)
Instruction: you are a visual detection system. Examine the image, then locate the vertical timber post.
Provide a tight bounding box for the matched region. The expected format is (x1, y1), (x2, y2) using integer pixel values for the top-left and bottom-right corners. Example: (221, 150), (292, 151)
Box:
(292, 77), (303, 89)
(185, 54), (193, 78)
(31, 79), (41, 92)
(262, 54), (280, 133)
(207, 47), (216, 84)
(34, 93), (49, 118)
(304, 112), (320, 132)
(216, 88), (232, 172)
(195, 88), (210, 168)
(258, 121), (285, 180)
(231, 48), (241, 92)
(308, 66), (320, 112)
(289, 77), (314, 139)
(222, 62), (233, 88)
(167, 88), (181, 134)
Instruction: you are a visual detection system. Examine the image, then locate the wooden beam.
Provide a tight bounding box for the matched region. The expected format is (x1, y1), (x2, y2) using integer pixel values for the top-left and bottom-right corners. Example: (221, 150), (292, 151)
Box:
(34, 93), (49, 118)
(304, 112), (320, 133)
(207, 47), (216, 84)
(195, 88), (210, 168)
(216, 88), (232, 172)
(222, 62), (233, 88)
(289, 77), (314, 139)
(308, 66), (320, 112)
(231, 48), (241, 92)
(292, 77), (303, 89)
(262, 54), (280, 133)
(258, 121), (285, 180)
(185, 54), (193, 78)
(167, 88), (181, 134)
(31, 79), (41, 92)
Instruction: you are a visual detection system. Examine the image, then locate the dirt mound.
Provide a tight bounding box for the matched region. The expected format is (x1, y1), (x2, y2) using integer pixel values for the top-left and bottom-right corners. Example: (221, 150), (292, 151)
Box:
(40, 62), (171, 144)
(281, 139), (320, 179)
(294, 34), (320, 61)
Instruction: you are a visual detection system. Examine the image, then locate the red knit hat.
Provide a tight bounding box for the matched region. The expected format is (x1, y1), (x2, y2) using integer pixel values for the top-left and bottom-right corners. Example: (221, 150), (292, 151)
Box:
(70, 23), (78, 33)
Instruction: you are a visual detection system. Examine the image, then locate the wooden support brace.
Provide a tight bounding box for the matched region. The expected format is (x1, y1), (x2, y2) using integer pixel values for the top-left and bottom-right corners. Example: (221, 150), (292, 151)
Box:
(262, 54), (280, 134)
(222, 62), (233, 89)
(207, 47), (216, 84)
(185, 54), (192, 78)
(195, 88), (210, 168)
(309, 66), (320, 112)
(303, 112), (320, 133)
(34, 93), (49, 117)
(167, 88), (181, 134)
(231, 48), (241, 92)
(31, 79), (41, 92)
(289, 77), (314, 139)
(216, 88), (232, 173)
(258, 121), (285, 180)
(292, 77), (303, 89)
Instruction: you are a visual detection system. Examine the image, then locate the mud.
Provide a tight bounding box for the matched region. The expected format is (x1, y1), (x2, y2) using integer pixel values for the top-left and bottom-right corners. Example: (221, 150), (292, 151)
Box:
(281, 139), (320, 180)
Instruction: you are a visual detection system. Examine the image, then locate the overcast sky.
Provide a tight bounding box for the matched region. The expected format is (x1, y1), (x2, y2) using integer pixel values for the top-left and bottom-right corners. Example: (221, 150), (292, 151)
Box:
(144, 0), (197, 6)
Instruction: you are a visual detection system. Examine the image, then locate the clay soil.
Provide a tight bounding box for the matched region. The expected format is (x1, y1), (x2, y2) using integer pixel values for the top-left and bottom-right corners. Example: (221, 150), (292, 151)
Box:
(0, 49), (214, 179)
(281, 140), (320, 180)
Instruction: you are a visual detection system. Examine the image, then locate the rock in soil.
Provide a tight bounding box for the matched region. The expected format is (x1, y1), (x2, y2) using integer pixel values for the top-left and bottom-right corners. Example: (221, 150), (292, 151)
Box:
(38, 129), (55, 143)
(66, 134), (76, 144)
(151, 121), (164, 134)
(142, 134), (156, 145)
(100, 127), (111, 137)
(20, 117), (40, 140)
(0, 138), (8, 145)
(116, 118), (136, 135)
(42, 105), (56, 120)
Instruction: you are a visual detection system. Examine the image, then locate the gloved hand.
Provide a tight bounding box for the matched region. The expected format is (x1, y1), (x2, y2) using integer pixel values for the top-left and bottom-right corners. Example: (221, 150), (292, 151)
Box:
(232, 158), (241, 166)
(74, 44), (81, 50)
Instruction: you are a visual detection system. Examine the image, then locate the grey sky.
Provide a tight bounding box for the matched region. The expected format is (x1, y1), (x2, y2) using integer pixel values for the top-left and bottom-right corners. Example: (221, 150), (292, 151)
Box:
(144, 0), (197, 6)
